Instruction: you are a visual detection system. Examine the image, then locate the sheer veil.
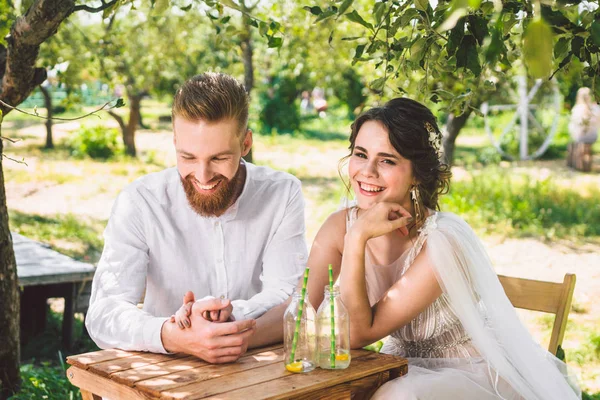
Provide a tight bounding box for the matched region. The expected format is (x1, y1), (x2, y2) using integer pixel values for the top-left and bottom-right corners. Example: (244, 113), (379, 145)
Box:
(425, 212), (581, 400)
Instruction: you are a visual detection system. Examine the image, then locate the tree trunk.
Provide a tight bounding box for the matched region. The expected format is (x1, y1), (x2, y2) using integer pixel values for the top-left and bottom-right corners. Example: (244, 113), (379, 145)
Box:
(0, 123), (21, 400)
(240, 21), (254, 164)
(124, 94), (141, 157)
(442, 110), (471, 166)
(107, 94), (140, 157)
(39, 85), (53, 149)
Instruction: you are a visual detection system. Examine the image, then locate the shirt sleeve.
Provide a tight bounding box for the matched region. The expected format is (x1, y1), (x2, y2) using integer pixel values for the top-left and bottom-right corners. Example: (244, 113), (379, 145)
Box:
(231, 179), (308, 321)
(85, 189), (170, 354)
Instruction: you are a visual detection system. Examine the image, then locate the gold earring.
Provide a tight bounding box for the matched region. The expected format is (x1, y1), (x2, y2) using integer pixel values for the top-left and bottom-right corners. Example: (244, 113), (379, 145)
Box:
(410, 185), (423, 224)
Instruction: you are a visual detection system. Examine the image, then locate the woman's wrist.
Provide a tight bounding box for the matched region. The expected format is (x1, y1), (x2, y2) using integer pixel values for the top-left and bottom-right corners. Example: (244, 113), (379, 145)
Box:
(344, 227), (369, 249)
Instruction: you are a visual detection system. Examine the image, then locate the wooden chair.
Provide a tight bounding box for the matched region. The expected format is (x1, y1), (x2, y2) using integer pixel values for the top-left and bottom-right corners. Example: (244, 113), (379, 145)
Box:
(498, 273), (576, 356)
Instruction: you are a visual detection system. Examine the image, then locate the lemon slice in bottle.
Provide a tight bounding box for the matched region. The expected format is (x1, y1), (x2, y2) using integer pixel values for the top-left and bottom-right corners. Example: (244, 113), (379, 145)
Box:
(335, 353), (349, 361)
(285, 361), (304, 373)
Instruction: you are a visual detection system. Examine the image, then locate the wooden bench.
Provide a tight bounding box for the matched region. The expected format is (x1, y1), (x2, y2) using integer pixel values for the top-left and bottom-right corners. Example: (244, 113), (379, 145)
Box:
(14, 232), (96, 349)
(498, 273), (576, 356)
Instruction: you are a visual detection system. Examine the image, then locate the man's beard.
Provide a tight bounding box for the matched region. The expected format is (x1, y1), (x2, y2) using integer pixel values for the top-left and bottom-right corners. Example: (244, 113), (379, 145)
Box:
(181, 166), (242, 217)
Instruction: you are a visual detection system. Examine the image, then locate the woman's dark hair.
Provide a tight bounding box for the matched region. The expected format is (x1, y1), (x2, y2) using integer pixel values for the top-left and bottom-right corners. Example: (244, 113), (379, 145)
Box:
(343, 97), (451, 225)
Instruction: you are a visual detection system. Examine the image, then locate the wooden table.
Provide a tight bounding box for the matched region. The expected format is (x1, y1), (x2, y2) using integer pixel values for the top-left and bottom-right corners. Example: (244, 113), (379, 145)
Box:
(66, 344), (408, 399)
(14, 232), (96, 348)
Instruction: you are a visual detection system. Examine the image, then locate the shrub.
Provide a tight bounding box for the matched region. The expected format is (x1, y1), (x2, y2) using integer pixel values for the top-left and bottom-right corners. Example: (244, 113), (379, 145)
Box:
(67, 125), (122, 159)
(10, 361), (80, 400)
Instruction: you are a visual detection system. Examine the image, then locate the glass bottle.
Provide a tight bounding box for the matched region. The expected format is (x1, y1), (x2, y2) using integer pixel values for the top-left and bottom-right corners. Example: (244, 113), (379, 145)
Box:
(283, 288), (317, 373)
(316, 285), (351, 369)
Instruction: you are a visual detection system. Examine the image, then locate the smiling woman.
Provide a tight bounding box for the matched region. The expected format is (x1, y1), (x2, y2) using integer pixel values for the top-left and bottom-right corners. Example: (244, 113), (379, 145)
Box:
(305, 97), (581, 400)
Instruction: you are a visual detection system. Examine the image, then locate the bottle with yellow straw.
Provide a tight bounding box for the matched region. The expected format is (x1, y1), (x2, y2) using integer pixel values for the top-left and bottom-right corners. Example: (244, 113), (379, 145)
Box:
(283, 267), (317, 373)
(316, 264), (351, 369)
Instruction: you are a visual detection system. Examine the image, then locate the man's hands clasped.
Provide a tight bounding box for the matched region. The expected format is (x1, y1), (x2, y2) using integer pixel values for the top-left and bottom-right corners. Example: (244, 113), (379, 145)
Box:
(161, 291), (256, 364)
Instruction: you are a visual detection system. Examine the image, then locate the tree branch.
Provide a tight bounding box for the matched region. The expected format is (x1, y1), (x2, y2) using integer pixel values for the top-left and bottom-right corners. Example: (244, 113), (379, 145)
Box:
(0, 98), (123, 121)
(0, 154), (27, 166)
(73, 0), (119, 13)
(0, 0), (75, 115)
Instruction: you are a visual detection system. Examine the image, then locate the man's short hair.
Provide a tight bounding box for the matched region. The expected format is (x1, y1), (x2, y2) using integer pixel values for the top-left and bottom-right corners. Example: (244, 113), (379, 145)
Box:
(172, 73), (249, 135)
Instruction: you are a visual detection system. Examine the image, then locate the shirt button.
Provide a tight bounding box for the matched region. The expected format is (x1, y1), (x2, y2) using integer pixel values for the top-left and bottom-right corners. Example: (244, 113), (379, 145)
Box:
(217, 258), (223, 263)
(220, 295), (225, 299)
(215, 221), (220, 227)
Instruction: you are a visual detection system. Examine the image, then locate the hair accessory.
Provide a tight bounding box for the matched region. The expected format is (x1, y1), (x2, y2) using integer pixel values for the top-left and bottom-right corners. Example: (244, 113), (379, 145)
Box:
(425, 122), (442, 156)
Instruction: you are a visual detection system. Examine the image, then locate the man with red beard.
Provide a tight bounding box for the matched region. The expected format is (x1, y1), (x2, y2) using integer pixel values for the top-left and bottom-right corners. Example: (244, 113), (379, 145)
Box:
(86, 73), (308, 364)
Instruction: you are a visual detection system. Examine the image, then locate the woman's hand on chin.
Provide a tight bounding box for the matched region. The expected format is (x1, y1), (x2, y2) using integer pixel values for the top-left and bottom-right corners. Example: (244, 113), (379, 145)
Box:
(350, 202), (413, 242)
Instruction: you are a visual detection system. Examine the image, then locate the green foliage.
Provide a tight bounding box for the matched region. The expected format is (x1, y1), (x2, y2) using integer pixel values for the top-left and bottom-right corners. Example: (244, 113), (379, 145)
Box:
(259, 74), (303, 134)
(0, 0), (15, 47)
(334, 68), (367, 117)
(307, 0), (600, 114)
(67, 125), (123, 159)
(9, 362), (80, 400)
(442, 170), (600, 240)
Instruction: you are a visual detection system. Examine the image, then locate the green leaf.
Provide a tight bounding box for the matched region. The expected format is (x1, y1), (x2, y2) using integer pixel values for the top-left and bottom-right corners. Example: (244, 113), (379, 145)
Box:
(153, 0), (170, 14)
(410, 37), (428, 63)
(337, 0), (354, 16)
(447, 17), (465, 57)
(370, 77), (386, 92)
(374, 2), (386, 25)
(468, 0), (481, 8)
(315, 8), (337, 23)
(354, 44), (366, 59)
(303, 6), (323, 16)
(179, 4), (192, 11)
(267, 36), (282, 48)
(341, 36), (363, 41)
(363, 340), (384, 353)
(221, 16), (231, 24)
(259, 21), (268, 36)
(415, 0), (428, 12)
(571, 35), (584, 59)
(345, 10), (373, 31)
(456, 34), (480, 75)
(485, 24), (505, 64)
(467, 15), (488, 45)
(556, 345), (565, 362)
(400, 8), (420, 26)
(591, 21), (600, 47)
(553, 37), (570, 59)
(115, 98), (125, 108)
(523, 18), (553, 79)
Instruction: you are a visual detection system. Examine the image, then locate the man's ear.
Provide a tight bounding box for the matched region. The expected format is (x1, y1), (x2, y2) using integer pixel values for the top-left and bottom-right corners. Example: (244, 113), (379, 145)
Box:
(241, 129), (253, 157)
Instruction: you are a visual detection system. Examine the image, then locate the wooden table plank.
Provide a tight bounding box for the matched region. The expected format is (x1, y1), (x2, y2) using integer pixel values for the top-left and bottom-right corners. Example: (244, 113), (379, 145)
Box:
(67, 349), (143, 369)
(67, 367), (155, 400)
(111, 344), (283, 387)
(89, 352), (184, 377)
(111, 356), (203, 386)
(136, 348), (283, 398)
(195, 353), (406, 400)
(162, 351), (404, 400)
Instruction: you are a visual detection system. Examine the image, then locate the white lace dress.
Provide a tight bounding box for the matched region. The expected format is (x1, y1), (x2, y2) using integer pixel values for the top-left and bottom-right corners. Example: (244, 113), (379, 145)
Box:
(344, 207), (580, 400)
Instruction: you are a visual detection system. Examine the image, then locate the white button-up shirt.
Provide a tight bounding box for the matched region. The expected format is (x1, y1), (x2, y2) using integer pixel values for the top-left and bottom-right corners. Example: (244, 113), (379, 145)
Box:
(86, 163), (307, 353)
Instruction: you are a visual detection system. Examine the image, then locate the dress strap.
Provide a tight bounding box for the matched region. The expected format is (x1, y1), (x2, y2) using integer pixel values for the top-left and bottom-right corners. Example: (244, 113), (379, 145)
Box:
(401, 212), (439, 275)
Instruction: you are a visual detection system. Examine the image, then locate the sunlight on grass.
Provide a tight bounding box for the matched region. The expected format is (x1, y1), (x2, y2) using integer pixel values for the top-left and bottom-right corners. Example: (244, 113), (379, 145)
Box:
(9, 211), (105, 262)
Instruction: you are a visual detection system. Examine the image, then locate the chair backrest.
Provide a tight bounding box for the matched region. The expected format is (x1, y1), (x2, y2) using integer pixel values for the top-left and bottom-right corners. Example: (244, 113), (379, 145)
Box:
(498, 273), (576, 356)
